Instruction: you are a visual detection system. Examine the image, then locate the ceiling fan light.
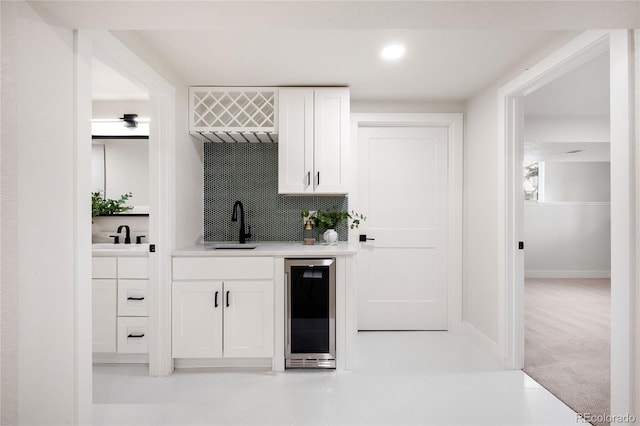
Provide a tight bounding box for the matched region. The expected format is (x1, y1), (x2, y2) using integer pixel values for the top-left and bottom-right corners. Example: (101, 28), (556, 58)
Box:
(120, 113), (138, 128)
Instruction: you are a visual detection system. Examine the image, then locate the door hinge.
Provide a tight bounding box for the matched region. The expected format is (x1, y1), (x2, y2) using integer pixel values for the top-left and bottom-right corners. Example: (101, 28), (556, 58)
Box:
(518, 241), (524, 250)
(149, 244), (156, 253)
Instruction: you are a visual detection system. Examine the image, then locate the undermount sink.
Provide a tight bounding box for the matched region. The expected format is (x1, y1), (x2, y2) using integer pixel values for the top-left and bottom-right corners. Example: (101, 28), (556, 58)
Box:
(209, 243), (259, 250)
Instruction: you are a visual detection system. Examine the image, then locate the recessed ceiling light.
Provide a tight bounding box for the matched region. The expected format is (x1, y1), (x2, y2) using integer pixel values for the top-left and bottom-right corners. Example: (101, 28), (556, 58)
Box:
(381, 44), (405, 61)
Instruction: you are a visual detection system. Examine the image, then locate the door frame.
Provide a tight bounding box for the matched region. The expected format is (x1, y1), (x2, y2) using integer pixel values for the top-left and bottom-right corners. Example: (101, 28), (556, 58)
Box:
(74, 29), (176, 423)
(497, 30), (636, 417)
(350, 113), (463, 334)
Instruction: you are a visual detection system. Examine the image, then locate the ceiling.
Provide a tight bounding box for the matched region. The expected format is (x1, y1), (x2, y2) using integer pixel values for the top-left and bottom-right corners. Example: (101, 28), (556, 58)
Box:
(133, 29), (564, 101)
(92, 58), (149, 101)
(525, 51), (610, 117)
(523, 51), (610, 164)
(35, 1), (639, 103)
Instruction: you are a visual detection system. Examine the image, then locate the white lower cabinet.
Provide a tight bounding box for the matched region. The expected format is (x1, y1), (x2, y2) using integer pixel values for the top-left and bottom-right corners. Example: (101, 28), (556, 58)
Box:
(92, 279), (117, 353)
(223, 280), (274, 358)
(172, 281), (223, 358)
(92, 256), (149, 355)
(172, 280), (274, 358)
(172, 257), (274, 359)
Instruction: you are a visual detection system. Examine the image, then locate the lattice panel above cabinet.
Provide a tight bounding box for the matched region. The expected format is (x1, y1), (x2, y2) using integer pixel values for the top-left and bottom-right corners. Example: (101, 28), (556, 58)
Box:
(189, 87), (278, 143)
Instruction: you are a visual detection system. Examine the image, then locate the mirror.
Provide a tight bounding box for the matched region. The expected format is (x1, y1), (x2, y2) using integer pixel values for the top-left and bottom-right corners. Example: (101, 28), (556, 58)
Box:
(91, 137), (149, 213)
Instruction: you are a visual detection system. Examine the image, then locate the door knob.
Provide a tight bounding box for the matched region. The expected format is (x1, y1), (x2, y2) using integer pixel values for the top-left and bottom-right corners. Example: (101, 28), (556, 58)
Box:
(359, 234), (375, 242)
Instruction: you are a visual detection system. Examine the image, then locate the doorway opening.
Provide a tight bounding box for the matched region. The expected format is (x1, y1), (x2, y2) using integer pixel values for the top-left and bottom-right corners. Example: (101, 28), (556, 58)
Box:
(90, 55), (151, 374)
(75, 29), (176, 423)
(498, 30), (635, 420)
(521, 51), (611, 421)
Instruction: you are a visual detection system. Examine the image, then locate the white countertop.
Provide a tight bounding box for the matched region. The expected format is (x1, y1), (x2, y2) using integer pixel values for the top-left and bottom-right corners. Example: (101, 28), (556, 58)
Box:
(173, 241), (357, 257)
(92, 243), (150, 257)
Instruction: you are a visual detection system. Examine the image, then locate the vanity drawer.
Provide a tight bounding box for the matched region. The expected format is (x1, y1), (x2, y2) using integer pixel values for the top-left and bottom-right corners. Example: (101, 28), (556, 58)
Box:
(92, 257), (117, 279)
(117, 317), (148, 353)
(173, 257), (274, 280)
(118, 257), (149, 279)
(117, 280), (148, 317)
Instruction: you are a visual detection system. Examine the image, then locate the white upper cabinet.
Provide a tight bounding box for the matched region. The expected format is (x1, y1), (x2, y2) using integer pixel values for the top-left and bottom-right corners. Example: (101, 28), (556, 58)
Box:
(278, 87), (350, 194)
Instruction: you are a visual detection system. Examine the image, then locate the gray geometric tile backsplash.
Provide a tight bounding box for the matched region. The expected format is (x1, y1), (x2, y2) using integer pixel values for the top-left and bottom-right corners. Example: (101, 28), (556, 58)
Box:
(204, 143), (348, 242)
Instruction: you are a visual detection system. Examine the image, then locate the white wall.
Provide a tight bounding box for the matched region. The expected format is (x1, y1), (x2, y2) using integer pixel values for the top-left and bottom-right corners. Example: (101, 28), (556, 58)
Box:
(543, 161), (610, 202)
(92, 100), (150, 119)
(351, 100), (465, 113)
(112, 31), (203, 249)
(1, 1), (77, 423)
(524, 161), (611, 278)
(524, 202), (611, 277)
(462, 32), (578, 355)
(525, 116), (609, 142)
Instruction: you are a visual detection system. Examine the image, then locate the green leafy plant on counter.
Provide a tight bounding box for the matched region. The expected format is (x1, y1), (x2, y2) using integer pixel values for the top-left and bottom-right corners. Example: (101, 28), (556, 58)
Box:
(92, 191), (133, 218)
(301, 207), (366, 230)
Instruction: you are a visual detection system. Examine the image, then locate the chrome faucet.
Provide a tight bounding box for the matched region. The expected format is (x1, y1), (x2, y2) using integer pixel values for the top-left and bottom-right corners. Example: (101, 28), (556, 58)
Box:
(117, 225), (131, 244)
(231, 201), (252, 244)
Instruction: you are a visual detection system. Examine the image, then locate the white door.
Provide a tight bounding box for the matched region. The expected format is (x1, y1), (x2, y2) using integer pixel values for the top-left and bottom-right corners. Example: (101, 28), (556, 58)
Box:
(357, 127), (449, 330)
(171, 281), (223, 358)
(223, 280), (274, 358)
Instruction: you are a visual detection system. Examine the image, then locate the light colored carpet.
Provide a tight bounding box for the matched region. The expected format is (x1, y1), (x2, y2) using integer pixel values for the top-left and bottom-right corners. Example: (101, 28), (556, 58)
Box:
(524, 278), (610, 426)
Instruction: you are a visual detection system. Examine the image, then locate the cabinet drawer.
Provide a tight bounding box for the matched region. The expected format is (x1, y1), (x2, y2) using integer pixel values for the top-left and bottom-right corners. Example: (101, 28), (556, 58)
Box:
(118, 257), (149, 279)
(118, 280), (148, 317)
(92, 257), (117, 279)
(117, 317), (148, 353)
(173, 257), (273, 280)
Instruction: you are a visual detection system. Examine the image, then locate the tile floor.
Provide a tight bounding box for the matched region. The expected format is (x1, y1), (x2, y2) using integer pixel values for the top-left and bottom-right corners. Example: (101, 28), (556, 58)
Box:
(93, 332), (585, 425)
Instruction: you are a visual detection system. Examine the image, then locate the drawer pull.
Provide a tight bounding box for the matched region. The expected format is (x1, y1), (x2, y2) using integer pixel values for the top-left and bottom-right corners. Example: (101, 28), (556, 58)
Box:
(127, 333), (145, 338)
(127, 296), (145, 301)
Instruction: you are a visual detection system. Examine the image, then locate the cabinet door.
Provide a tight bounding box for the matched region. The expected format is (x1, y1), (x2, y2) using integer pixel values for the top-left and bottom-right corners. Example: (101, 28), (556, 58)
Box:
(172, 281), (223, 358)
(278, 88), (314, 194)
(223, 280), (274, 358)
(92, 279), (117, 353)
(313, 88), (350, 194)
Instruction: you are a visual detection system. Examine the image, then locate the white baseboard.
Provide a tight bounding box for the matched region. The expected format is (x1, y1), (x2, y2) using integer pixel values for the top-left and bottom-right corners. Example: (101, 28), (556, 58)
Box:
(93, 353), (149, 364)
(525, 270), (611, 279)
(462, 321), (503, 367)
(174, 358), (272, 369)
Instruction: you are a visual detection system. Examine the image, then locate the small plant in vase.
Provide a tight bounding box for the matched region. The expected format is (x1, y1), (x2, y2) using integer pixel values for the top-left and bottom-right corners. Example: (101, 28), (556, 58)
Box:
(91, 191), (133, 219)
(301, 207), (366, 245)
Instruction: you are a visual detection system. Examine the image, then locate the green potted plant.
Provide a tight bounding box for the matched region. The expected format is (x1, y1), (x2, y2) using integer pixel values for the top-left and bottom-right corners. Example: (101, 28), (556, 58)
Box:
(301, 207), (366, 245)
(91, 191), (133, 219)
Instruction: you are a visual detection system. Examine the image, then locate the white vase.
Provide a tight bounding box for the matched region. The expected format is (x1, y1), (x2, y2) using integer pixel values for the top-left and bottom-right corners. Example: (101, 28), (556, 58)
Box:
(323, 229), (339, 245)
